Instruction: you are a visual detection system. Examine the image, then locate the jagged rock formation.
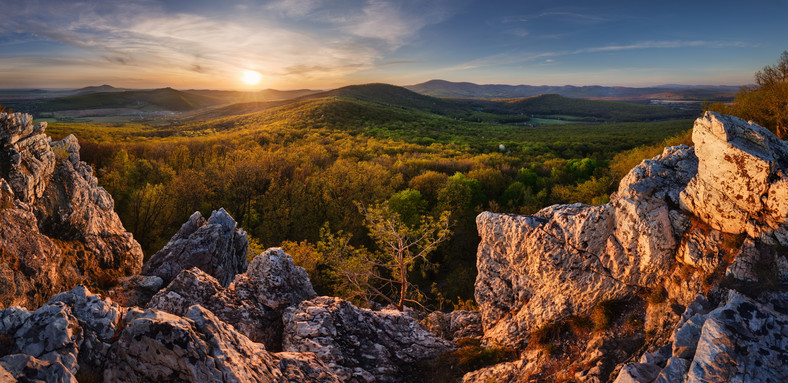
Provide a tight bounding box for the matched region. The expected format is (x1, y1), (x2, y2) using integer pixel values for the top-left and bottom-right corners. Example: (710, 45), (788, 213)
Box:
(0, 113), (143, 310)
(471, 112), (788, 382)
(104, 305), (339, 383)
(141, 209), (248, 287)
(0, 286), (342, 383)
(282, 296), (455, 382)
(149, 248), (316, 350)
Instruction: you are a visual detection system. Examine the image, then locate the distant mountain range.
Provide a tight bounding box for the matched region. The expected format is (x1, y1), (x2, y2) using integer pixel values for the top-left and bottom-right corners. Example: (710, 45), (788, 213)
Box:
(405, 79), (739, 101)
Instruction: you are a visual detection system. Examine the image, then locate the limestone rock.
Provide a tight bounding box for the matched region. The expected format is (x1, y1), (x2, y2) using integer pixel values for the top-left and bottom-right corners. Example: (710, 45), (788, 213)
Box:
(473, 113), (788, 381)
(149, 248), (316, 350)
(240, 248), (317, 310)
(46, 286), (124, 371)
(0, 354), (77, 383)
(103, 305), (339, 382)
(615, 291), (788, 383)
(686, 291), (788, 382)
(0, 201), (65, 309)
(35, 134), (142, 275)
(475, 145), (697, 347)
(680, 112), (788, 245)
(462, 360), (522, 383)
(425, 310), (482, 341)
(283, 296), (455, 382)
(654, 357), (690, 383)
(0, 113), (143, 309)
(142, 209), (248, 287)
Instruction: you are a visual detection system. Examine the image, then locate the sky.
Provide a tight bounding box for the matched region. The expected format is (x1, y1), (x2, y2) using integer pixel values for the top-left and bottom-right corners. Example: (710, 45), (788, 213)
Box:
(0, 0), (786, 90)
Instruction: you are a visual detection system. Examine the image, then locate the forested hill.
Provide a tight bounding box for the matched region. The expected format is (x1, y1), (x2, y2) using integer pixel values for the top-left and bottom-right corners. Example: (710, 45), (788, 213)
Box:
(37, 87), (224, 112)
(406, 79), (738, 101)
(501, 94), (684, 121)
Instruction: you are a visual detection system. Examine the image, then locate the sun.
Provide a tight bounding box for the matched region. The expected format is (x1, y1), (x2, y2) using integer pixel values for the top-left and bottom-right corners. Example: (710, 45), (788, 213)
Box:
(241, 70), (262, 86)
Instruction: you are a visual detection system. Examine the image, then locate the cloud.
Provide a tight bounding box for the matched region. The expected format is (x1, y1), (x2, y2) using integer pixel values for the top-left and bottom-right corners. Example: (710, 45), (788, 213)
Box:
(265, 0), (325, 18)
(0, 0), (456, 87)
(440, 40), (752, 73)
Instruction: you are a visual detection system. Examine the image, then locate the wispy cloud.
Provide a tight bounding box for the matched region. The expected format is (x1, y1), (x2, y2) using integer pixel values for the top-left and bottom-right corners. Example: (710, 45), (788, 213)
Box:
(440, 40), (753, 72)
(0, 0), (456, 88)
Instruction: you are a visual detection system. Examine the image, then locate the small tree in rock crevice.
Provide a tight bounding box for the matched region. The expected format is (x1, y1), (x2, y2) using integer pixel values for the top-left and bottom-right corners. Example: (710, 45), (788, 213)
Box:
(351, 201), (452, 310)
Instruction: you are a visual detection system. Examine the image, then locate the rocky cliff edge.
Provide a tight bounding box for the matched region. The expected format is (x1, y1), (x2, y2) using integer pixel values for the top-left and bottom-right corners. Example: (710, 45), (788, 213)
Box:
(471, 112), (788, 382)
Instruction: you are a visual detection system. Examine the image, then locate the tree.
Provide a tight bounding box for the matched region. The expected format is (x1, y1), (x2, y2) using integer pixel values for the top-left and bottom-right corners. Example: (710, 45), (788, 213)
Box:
(355, 202), (452, 310)
(707, 51), (788, 138)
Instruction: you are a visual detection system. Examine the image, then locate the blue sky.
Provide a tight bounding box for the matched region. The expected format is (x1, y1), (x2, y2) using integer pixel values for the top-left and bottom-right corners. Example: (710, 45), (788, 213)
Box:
(0, 0), (785, 89)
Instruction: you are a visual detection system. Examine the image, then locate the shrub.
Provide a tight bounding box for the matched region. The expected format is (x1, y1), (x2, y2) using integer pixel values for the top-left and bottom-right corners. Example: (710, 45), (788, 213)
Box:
(592, 299), (626, 331)
(646, 287), (667, 304)
(530, 321), (569, 346)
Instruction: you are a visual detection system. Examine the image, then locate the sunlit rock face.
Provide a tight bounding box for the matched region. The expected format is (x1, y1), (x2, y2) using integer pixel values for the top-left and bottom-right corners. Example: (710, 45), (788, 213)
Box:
(0, 112), (143, 310)
(680, 112), (788, 245)
(472, 112), (788, 382)
(475, 144), (697, 348)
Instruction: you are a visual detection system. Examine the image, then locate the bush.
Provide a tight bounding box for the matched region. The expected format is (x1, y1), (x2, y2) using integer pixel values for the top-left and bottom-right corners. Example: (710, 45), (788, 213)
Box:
(647, 287), (667, 304)
(592, 299), (626, 331)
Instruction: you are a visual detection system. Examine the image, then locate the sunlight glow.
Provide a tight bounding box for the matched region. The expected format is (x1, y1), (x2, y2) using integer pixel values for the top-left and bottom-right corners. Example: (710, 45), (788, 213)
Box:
(241, 70), (262, 86)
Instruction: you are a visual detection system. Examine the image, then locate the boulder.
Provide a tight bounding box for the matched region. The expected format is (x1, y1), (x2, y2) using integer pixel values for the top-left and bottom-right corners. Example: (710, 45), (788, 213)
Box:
(282, 296), (455, 382)
(141, 209), (248, 287)
(103, 305), (339, 382)
(473, 113), (788, 381)
(680, 112), (788, 245)
(149, 248), (316, 350)
(0, 354), (77, 383)
(616, 291), (788, 383)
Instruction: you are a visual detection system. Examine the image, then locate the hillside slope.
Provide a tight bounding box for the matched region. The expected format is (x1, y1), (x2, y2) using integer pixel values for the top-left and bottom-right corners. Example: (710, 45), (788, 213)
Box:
(39, 87), (225, 111)
(407, 79), (738, 101)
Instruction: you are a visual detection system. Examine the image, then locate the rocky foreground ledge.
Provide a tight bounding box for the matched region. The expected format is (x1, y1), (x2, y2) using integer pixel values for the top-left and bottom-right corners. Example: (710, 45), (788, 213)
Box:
(471, 112), (788, 382)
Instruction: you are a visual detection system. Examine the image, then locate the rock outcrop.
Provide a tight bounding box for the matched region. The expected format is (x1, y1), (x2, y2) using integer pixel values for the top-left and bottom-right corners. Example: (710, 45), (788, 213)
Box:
(0, 112), (143, 309)
(141, 209), (248, 287)
(680, 113), (788, 244)
(0, 286), (342, 383)
(149, 248), (316, 350)
(475, 143), (698, 347)
(104, 305), (339, 383)
(616, 291), (788, 383)
(283, 296), (455, 382)
(471, 112), (788, 382)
